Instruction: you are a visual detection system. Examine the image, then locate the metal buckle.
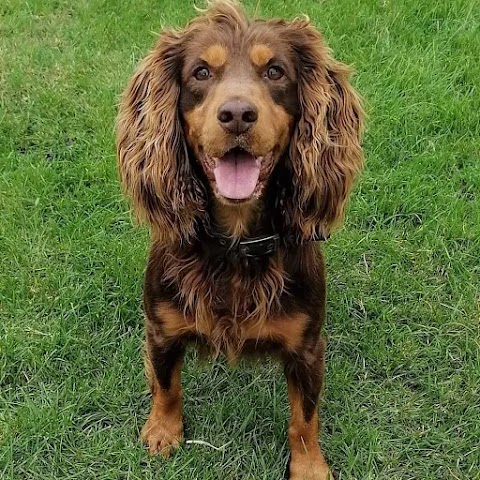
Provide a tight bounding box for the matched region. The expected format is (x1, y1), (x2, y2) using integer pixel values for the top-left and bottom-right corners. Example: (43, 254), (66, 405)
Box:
(238, 234), (280, 257)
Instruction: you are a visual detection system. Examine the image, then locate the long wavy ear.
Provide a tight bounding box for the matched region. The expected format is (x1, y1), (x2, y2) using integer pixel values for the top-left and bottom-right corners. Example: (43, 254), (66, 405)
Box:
(116, 31), (205, 244)
(283, 19), (364, 240)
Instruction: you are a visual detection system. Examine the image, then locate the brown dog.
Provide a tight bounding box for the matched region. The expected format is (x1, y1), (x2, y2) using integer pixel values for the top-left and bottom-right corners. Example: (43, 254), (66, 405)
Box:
(116, 1), (363, 478)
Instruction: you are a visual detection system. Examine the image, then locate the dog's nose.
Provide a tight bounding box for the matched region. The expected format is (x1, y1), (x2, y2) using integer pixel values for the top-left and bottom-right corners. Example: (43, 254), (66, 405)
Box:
(217, 100), (258, 134)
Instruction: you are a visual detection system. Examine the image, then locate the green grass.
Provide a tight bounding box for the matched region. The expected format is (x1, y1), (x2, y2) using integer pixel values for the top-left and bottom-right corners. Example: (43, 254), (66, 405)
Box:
(1, 0), (479, 478)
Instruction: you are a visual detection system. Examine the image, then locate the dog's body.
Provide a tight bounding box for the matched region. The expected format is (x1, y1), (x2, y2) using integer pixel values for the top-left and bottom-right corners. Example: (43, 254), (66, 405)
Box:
(116, 2), (363, 478)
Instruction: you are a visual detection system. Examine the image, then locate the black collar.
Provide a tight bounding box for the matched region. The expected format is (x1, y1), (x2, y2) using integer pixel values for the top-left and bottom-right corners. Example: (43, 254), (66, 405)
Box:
(202, 228), (329, 258)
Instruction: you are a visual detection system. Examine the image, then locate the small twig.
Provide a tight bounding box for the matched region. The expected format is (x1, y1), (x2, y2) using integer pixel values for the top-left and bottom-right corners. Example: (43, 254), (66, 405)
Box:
(185, 439), (233, 451)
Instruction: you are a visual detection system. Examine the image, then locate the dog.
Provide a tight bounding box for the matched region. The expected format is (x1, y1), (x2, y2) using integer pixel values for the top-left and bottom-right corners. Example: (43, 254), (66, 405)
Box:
(116, 1), (363, 478)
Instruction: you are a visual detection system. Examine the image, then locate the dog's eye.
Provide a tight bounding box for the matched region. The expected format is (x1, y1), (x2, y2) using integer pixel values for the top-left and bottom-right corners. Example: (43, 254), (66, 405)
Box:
(193, 67), (211, 81)
(266, 66), (284, 80)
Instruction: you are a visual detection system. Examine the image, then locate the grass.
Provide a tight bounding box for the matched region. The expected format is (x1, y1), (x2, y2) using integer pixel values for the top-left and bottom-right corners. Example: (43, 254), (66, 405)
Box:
(0, 0), (479, 478)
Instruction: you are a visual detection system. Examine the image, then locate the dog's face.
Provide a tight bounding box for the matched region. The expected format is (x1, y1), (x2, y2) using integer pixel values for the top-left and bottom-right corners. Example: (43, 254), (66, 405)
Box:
(180, 27), (300, 203)
(117, 1), (364, 243)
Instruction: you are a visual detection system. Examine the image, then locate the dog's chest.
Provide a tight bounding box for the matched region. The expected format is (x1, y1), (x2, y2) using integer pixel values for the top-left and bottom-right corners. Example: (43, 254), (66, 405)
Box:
(179, 255), (285, 317)
(159, 254), (305, 357)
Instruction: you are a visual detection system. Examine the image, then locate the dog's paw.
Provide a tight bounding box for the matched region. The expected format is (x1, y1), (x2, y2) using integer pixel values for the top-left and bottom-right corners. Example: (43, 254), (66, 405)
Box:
(289, 469), (333, 480)
(289, 455), (333, 480)
(140, 413), (183, 457)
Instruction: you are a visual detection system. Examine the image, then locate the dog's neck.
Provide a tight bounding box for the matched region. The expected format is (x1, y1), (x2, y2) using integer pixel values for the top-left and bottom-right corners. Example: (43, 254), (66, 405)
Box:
(211, 197), (264, 238)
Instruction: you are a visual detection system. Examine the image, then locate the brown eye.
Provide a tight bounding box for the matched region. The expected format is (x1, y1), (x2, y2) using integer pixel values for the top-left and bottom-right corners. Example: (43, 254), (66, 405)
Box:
(266, 66), (284, 80)
(194, 67), (210, 81)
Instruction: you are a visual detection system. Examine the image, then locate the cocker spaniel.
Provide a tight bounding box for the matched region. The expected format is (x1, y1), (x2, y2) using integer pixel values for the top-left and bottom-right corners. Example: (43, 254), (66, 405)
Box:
(116, 1), (363, 478)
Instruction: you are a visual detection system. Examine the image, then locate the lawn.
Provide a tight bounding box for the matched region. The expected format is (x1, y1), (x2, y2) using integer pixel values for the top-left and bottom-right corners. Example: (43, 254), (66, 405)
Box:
(0, 0), (479, 478)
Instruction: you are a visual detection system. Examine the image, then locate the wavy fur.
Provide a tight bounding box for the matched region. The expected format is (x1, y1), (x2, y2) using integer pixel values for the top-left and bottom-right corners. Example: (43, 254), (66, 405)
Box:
(116, 31), (206, 244)
(117, 2), (364, 476)
(283, 19), (364, 239)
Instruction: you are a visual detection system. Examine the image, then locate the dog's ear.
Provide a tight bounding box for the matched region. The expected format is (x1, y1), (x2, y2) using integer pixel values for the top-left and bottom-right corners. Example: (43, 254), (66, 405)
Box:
(116, 30), (205, 243)
(282, 19), (364, 240)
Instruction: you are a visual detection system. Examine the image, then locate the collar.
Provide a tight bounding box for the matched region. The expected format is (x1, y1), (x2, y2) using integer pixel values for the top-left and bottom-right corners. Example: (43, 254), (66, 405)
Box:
(203, 228), (329, 258)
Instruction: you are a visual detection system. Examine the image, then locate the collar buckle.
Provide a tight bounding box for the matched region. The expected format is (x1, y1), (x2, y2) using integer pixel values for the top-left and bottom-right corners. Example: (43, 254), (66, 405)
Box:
(238, 234), (280, 257)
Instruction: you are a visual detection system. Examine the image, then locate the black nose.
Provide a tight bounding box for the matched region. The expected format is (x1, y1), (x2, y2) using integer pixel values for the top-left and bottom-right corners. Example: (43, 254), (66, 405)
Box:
(217, 99), (258, 134)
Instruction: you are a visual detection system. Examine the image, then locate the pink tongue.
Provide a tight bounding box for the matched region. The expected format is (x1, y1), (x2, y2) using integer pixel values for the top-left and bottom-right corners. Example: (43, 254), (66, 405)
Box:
(213, 151), (260, 199)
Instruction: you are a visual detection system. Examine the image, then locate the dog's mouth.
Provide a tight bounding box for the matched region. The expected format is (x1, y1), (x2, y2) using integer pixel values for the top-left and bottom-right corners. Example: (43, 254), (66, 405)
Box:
(200, 146), (275, 202)
(212, 147), (262, 200)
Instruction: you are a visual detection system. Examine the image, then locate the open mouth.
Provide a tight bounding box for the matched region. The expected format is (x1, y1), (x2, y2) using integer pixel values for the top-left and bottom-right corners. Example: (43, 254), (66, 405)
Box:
(213, 147), (262, 200)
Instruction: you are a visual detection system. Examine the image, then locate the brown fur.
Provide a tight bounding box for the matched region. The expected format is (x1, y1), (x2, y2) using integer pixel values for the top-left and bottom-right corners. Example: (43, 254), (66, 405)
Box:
(157, 300), (308, 353)
(150, 241), (289, 360)
(287, 338), (331, 479)
(116, 1), (363, 478)
(182, 74), (293, 172)
(142, 348), (183, 456)
(288, 405), (331, 480)
(213, 200), (261, 236)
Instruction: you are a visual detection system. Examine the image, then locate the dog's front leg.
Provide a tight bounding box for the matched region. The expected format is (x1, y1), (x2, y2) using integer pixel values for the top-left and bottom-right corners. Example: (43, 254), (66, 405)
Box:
(141, 332), (185, 457)
(284, 337), (333, 480)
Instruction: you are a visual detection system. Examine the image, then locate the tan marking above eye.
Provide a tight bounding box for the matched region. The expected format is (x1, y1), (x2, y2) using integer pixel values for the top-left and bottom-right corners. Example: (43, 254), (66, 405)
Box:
(250, 44), (274, 67)
(200, 44), (228, 68)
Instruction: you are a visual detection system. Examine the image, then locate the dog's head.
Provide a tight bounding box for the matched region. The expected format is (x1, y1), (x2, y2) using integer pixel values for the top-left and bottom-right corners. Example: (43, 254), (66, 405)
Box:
(117, 1), (363, 243)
